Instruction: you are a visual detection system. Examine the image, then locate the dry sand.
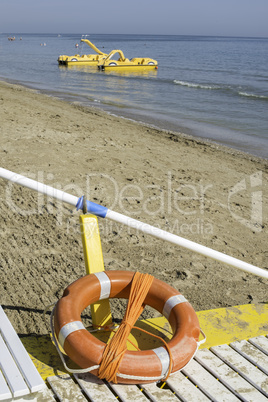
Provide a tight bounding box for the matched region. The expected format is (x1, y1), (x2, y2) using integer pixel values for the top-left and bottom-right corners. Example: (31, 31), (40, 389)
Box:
(0, 80), (267, 336)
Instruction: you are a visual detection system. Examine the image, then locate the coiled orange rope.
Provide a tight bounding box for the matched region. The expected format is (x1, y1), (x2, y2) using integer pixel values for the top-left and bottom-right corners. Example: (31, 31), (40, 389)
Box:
(98, 272), (161, 383)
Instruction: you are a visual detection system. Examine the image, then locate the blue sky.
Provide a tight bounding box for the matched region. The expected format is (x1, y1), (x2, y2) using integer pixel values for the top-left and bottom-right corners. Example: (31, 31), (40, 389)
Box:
(1, 0), (268, 37)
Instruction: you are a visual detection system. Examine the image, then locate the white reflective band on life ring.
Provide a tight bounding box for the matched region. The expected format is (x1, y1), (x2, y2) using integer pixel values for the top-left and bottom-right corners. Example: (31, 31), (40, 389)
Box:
(94, 272), (111, 300)
(58, 321), (85, 348)
(162, 294), (188, 319)
(152, 346), (170, 377)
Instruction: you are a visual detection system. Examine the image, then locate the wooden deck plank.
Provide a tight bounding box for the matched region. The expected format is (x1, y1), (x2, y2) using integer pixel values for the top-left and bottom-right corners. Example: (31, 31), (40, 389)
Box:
(211, 344), (268, 397)
(141, 382), (183, 401)
(230, 339), (268, 374)
(196, 348), (267, 402)
(110, 383), (148, 401)
(248, 335), (268, 356)
(182, 358), (240, 401)
(47, 374), (87, 401)
(166, 371), (209, 401)
(13, 386), (57, 401)
(75, 373), (118, 401)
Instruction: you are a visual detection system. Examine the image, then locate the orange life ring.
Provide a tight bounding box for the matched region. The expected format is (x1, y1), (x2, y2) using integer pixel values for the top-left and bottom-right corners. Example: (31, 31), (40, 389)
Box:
(54, 270), (200, 384)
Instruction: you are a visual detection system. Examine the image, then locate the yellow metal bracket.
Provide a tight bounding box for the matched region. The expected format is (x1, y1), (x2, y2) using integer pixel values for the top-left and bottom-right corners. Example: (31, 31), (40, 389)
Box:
(79, 214), (113, 328)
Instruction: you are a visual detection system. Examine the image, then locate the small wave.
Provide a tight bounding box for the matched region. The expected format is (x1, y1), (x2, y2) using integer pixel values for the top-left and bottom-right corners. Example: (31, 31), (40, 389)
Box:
(174, 80), (220, 90)
(238, 92), (268, 100)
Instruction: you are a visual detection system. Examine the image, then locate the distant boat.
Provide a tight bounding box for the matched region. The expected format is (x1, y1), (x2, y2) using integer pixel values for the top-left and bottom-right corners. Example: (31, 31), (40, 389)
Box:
(98, 49), (158, 71)
(58, 39), (107, 66)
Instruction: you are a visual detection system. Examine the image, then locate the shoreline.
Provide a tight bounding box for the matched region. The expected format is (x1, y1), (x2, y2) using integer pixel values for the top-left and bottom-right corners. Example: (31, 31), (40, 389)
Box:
(0, 79), (267, 336)
(2, 76), (267, 161)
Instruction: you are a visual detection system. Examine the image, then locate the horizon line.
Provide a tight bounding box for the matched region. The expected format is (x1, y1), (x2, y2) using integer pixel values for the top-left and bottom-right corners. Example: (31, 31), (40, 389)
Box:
(2, 32), (268, 40)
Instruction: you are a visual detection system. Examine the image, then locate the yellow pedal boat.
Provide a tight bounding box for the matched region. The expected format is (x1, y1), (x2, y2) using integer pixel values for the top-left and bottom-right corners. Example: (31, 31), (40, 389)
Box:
(58, 39), (107, 66)
(98, 49), (158, 71)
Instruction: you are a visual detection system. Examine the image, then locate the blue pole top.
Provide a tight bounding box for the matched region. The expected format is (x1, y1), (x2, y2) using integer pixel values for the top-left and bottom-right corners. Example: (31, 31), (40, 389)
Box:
(76, 196), (108, 218)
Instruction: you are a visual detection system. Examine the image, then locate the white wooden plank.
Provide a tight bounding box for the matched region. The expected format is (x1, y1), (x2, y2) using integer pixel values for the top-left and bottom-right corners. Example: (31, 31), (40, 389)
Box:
(12, 386), (56, 401)
(211, 344), (268, 396)
(231, 339), (268, 374)
(0, 335), (29, 397)
(0, 369), (12, 401)
(197, 348), (268, 402)
(182, 358), (240, 401)
(167, 371), (209, 401)
(142, 381), (183, 401)
(47, 374), (87, 401)
(249, 336), (268, 356)
(75, 373), (117, 401)
(0, 306), (45, 393)
(110, 383), (148, 401)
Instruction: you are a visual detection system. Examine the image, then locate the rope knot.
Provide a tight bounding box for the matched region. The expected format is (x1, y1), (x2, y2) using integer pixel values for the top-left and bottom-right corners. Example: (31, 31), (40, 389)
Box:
(98, 272), (154, 383)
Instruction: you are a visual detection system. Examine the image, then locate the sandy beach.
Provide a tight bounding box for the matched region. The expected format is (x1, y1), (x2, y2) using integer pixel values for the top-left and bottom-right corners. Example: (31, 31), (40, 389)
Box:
(0, 80), (267, 336)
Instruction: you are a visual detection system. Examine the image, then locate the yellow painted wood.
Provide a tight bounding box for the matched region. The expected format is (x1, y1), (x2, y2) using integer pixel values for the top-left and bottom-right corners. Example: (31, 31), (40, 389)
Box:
(123, 303), (268, 351)
(21, 335), (65, 380)
(79, 214), (112, 328)
(197, 303), (268, 349)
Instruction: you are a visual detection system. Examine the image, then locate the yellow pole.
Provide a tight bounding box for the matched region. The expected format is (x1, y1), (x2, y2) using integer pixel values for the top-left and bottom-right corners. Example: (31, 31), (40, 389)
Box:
(79, 214), (112, 328)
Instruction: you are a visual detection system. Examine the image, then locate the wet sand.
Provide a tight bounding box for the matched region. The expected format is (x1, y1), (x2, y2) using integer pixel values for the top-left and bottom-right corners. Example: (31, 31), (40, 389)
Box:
(0, 80), (267, 335)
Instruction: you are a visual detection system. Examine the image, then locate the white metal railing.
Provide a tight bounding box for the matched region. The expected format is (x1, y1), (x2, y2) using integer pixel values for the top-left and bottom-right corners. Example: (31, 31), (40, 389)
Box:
(0, 167), (267, 279)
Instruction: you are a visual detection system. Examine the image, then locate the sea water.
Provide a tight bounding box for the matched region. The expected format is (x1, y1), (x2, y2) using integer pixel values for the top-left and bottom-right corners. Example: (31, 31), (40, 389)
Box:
(0, 33), (267, 158)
